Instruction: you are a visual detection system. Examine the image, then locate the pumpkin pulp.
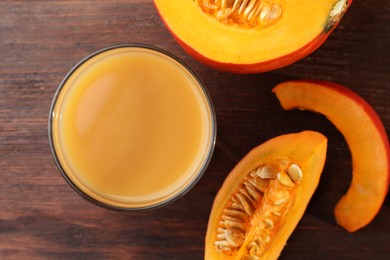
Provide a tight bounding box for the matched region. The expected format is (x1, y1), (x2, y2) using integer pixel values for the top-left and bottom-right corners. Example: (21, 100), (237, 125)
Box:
(154, 0), (352, 73)
(205, 131), (327, 259)
(273, 80), (390, 232)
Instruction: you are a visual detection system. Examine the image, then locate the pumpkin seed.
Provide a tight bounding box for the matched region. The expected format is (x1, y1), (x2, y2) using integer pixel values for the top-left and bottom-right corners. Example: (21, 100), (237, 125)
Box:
(224, 219), (247, 232)
(263, 234), (271, 243)
(224, 208), (249, 219)
(288, 163), (303, 183)
(217, 233), (226, 240)
(232, 202), (245, 211)
(246, 3), (262, 21)
(256, 165), (278, 179)
(248, 171), (269, 192)
(225, 229), (245, 247)
(271, 209), (281, 216)
(217, 8), (232, 19)
(249, 244), (260, 257)
(203, 1), (217, 10)
(214, 240), (232, 253)
(239, 188), (257, 206)
(239, 0), (250, 14)
(244, 182), (263, 202)
(269, 4), (282, 20)
(232, 0), (244, 12)
(277, 172), (294, 187)
(273, 196), (289, 206)
(259, 3), (271, 22)
(254, 236), (264, 247)
(222, 214), (244, 222)
(272, 189), (289, 200)
(244, 0), (257, 17)
(236, 193), (254, 215)
(264, 218), (274, 229)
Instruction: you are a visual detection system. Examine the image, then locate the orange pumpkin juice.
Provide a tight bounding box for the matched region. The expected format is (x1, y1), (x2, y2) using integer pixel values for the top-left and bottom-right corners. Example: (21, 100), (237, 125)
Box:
(50, 45), (215, 209)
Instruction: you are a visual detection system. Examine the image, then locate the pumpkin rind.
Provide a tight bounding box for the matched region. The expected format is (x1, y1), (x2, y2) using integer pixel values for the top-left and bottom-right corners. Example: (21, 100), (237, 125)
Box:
(205, 131), (327, 259)
(273, 80), (390, 232)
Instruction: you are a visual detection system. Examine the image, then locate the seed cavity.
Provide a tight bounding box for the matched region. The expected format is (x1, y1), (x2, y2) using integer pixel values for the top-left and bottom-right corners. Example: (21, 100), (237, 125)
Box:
(214, 160), (303, 256)
(197, 0), (283, 28)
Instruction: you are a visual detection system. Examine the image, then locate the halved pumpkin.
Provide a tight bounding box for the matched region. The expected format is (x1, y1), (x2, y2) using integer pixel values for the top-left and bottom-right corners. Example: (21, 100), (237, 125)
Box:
(273, 80), (390, 232)
(154, 0), (352, 73)
(205, 131), (327, 259)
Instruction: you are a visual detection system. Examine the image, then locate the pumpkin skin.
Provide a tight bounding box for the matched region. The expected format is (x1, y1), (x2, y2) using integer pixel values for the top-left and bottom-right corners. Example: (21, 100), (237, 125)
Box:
(154, 0), (352, 74)
(273, 80), (390, 232)
(205, 131), (327, 259)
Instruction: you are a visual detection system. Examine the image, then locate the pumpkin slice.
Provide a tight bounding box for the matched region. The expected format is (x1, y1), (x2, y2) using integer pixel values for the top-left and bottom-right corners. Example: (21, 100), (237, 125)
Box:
(273, 80), (390, 232)
(205, 131), (327, 259)
(154, 0), (352, 73)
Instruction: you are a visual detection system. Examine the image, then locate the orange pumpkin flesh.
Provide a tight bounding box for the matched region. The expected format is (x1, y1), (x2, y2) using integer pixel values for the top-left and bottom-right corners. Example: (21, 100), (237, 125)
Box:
(273, 80), (390, 232)
(205, 131), (327, 259)
(154, 0), (352, 73)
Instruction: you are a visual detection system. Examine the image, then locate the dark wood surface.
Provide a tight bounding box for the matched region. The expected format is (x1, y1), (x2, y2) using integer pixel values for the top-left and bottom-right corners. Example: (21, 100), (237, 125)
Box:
(1, 1), (389, 259)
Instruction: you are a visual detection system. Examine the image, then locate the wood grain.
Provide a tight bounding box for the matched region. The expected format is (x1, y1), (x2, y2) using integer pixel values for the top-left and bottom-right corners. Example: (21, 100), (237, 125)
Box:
(1, 1), (389, 259)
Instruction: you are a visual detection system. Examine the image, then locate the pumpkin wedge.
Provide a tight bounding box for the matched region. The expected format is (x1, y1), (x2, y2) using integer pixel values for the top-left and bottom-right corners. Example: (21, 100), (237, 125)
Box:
(205, 131), (327, 259)
(273, 80), (390, 232)
(154, 0), (352, 73)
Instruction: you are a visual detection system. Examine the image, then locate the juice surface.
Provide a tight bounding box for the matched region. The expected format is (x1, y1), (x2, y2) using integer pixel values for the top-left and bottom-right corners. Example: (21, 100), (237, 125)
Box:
(51, 47), (214, 208)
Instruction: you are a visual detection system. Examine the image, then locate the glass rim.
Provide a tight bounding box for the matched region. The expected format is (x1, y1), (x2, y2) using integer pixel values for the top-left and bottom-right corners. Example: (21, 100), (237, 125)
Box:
(48, 43), (217, 211)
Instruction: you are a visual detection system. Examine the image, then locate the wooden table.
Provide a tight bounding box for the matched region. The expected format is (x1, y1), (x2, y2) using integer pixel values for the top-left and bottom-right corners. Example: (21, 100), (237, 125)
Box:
(1, 1), (389, 259)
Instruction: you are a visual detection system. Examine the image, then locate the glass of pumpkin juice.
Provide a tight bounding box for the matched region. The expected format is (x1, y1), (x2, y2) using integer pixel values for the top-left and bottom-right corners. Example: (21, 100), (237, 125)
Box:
(49, 44), (216, 210)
